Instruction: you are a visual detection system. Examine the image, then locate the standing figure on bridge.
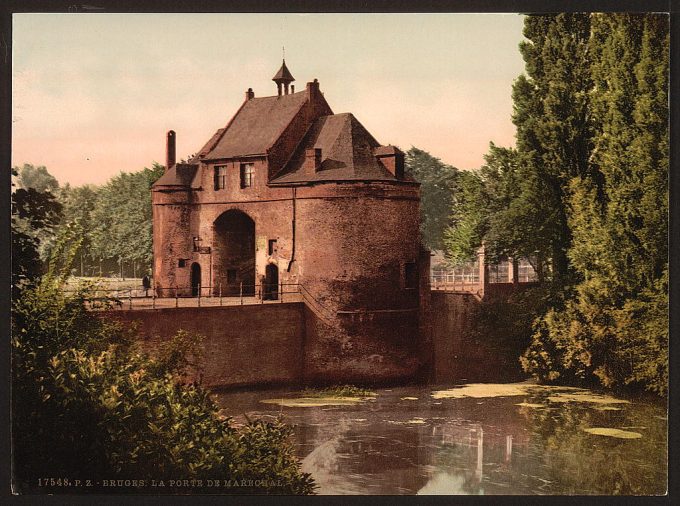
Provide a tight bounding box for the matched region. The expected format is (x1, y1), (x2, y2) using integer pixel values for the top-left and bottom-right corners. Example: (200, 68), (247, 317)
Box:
(142, 274), (151, 297)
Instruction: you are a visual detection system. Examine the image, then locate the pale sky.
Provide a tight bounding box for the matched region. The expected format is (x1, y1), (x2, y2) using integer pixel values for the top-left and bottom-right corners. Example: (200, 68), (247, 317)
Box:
(12, 13), (526, 186)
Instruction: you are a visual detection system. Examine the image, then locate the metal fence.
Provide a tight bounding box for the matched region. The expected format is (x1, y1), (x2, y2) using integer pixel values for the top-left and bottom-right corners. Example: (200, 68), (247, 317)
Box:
(63, 282), (302, 311)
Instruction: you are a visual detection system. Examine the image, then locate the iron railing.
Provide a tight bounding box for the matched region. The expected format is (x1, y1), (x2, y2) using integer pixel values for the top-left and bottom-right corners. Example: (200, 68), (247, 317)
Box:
(65, 282), (334, 311)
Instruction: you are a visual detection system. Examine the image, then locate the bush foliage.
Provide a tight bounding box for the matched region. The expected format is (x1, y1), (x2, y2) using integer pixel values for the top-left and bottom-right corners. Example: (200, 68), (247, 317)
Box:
(12, 275), (315, 494)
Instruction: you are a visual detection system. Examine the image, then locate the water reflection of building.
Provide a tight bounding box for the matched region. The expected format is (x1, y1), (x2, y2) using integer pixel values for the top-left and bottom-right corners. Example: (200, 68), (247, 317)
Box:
(293, 402), (531, 495)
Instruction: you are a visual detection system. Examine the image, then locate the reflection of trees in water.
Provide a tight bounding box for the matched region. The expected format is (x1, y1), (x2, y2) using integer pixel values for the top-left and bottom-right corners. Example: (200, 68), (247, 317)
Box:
(217, 388), (666, 495)
(517, 399), (667, 495)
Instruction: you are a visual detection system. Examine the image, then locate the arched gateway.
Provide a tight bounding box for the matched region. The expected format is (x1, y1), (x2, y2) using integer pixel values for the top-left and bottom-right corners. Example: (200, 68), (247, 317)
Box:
(213, 210), (255, 296)
(151, 62), (429, 384)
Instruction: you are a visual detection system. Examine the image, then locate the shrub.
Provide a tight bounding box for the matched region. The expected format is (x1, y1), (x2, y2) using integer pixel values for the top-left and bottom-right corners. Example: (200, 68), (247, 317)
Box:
(12, 280), (315, 494)
(520, 271), (668, 396)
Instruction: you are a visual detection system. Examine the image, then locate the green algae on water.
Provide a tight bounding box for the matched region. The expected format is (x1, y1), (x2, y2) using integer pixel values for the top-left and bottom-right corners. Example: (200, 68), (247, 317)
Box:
(582, 427), (642, 439)
(547, 392), (630, 405)
(260, 396), (373, 407)
(432, 383), (534, 399)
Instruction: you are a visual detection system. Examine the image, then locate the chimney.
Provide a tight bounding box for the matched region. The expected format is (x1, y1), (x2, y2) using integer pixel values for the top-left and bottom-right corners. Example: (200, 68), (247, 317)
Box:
(303, 148), (322, 174)
(166, 130), (176, 172)
(375, 146), (405, 179)
(306, 79), (320, 100)
(245, 88), (255, 100)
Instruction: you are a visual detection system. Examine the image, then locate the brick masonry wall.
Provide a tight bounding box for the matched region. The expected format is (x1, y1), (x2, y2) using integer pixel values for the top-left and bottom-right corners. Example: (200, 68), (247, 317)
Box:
(106, 303), (306, 389)
(430, 289), (534, 383)
(295, 183), (428, 384)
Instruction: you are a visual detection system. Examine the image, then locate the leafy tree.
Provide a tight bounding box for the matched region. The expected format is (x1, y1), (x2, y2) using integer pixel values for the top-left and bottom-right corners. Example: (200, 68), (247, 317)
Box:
(59, 184), (99, 276)
(443, 169), (487, 264)
(521, 14), (668, 395)
(510, 13), (595, 285)
(11, 168), (62, 297)
(15, 163), (59, 193)
(90, 163), (164, 277)
(444, 144), (550, 277)
(404, 148), (458, 251)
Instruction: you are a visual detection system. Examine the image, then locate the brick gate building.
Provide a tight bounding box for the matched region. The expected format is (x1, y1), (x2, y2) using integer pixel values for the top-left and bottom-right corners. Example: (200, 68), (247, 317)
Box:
(152, 61), (431, 383)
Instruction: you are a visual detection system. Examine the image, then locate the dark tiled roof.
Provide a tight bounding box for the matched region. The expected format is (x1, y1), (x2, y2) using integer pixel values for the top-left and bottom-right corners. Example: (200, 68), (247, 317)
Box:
(153, 163), (198, 188)
(203, 91), (308, 160)
(193, 128), (225, 161)
(272, 60), (295, 82)
(270, 113), (405, 184)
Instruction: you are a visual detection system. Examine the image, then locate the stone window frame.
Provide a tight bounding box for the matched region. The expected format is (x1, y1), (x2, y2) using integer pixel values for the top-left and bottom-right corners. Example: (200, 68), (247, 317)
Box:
(214, 165), (228, 190)
(240, 163), (254, 188)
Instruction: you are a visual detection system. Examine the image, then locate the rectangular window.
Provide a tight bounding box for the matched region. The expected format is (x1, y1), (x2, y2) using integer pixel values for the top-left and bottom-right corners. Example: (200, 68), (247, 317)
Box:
(226, 269), (237, 284)
(404, 262), (418, 289)
(214, 165), (227, 190)
(268, 239), (277, 255)
(178, 259), (186, 268)
(240, 163), (254, 188)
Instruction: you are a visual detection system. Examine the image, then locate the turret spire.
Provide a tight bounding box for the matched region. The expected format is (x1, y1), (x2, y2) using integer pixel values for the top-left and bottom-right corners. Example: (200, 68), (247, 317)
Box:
(272, 58), (295, 96)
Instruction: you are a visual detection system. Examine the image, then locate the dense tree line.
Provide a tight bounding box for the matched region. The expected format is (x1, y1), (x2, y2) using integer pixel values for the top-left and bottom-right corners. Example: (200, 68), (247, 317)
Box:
(441, 13), (668, 395)
(12, 162), (164, 281)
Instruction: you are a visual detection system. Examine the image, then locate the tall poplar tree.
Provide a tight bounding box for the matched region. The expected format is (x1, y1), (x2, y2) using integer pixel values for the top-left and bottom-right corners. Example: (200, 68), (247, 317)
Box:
(511, 13), (594, 284)
(522, 14), (669, 394)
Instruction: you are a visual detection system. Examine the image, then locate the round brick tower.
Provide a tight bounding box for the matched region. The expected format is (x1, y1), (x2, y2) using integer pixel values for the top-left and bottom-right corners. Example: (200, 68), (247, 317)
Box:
(293, 181), (430, 385)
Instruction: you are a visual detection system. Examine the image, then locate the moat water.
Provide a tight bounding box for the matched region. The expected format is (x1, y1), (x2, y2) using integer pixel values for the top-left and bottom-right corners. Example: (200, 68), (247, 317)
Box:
(214, 382), (667, 495)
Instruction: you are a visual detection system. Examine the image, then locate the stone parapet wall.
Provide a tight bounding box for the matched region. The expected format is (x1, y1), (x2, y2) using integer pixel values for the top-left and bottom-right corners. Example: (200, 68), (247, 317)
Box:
(106, 303), (306, 389)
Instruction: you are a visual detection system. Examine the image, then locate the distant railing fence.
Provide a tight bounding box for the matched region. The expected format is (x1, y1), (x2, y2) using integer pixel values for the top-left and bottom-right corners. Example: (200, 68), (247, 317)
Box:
(430, 248), (538, 293)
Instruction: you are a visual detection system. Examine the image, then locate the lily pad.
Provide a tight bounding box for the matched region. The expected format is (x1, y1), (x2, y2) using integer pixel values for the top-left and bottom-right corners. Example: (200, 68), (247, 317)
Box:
(546, 392), (629, 405)
(260, 396), (371, 407)
(515, 402), (546, 408)
(583, 427), (642, 439)
(432, 383), (534, 399)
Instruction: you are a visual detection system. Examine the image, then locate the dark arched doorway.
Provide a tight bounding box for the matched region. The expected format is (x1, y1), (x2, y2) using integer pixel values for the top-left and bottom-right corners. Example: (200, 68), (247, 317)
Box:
(264, 263), (279, 300)
(213, 210), (255, 296)
(190, 262), (201, 296)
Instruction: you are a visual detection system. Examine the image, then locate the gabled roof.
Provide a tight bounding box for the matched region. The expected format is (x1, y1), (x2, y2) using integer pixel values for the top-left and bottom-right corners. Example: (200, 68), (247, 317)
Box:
(202, 91), (308, 160)
(270, 113), (407, 184)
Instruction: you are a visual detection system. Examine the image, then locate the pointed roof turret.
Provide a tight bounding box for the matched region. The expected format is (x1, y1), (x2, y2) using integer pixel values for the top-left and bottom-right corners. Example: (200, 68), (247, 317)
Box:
(272, 59), (295, 82)
(272, 59), (295, 96)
